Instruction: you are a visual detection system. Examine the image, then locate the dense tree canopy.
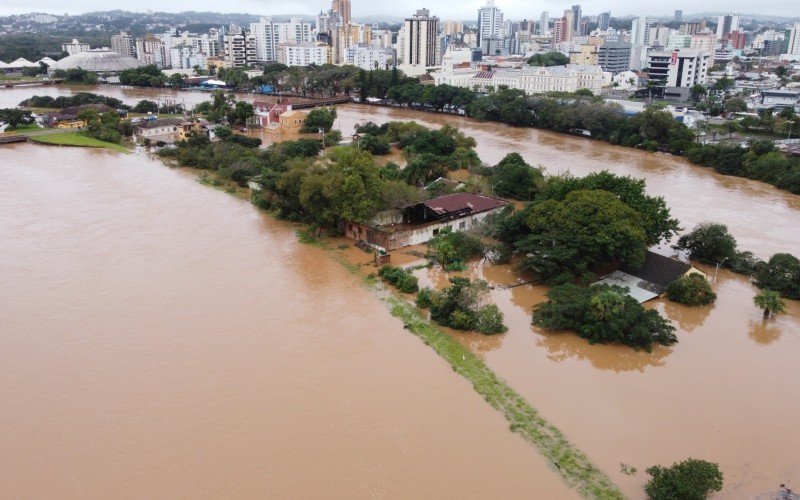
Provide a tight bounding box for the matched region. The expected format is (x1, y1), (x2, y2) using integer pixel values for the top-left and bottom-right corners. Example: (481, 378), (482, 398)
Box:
(645, 459), (723, 500)
(754, 253), (800, 300)
(676, 222), (738, 264)
(532, 283), (678, 350)
(527, 51), (570, 67)
(518, 189), (648, 283)
(488, 153), (543, 200)
(301, 107), (337, 133)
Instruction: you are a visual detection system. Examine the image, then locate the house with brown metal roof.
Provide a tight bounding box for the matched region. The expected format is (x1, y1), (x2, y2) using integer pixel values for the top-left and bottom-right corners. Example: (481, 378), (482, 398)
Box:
(343, 192), (508, 251)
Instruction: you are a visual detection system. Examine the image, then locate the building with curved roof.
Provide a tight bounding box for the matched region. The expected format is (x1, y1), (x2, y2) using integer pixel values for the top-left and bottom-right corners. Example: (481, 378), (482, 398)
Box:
(49, 48), (145, 74)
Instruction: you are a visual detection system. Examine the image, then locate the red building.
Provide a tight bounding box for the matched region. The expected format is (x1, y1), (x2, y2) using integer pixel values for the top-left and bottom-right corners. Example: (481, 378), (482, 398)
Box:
(726, 30), (746, 50)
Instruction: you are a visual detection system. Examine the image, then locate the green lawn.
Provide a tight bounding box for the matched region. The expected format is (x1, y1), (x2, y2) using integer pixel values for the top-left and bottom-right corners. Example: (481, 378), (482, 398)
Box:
(29, 132), (129, 153)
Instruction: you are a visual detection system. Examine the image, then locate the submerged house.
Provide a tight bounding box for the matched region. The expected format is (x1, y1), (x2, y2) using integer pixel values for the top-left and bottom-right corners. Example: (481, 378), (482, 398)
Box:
(595, 251), (706, 303)
(344, 192), (508, 251)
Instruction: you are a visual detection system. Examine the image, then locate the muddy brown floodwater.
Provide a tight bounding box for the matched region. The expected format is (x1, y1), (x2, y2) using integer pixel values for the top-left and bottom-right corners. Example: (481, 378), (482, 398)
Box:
(0, 145), (576, 498)
(3, 85), (800, 498)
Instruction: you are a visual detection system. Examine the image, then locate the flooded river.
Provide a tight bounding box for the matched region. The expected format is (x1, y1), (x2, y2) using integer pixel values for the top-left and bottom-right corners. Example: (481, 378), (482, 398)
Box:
(0, 144), (575, 498)
(3, 85), (800, 498)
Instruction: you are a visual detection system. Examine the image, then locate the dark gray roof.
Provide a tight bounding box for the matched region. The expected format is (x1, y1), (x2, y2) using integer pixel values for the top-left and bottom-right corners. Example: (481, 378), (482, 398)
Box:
(622, 251), (691, 292)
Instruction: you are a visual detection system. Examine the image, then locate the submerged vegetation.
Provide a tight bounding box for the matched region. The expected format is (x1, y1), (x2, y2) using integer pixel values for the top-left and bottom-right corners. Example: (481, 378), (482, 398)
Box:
(417, 278), (507, 335)
(666, 274), (717, 306)
(386, 296), (622, 498)
(532, 283), (678, 350)
(645, 458), (723, 500)
(377, 265), (419, 293)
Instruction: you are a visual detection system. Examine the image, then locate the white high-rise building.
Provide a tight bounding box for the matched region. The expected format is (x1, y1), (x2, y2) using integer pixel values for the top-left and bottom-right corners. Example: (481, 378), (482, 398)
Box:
(630, 17), (651, 45)
(786, 23), (800, 55)
(477, 0), (503, 54)
(250, 17), (313, 63)
(716, 14), (740, 40)
(539, 11), (550, 35)
(401, 8), (441, 68)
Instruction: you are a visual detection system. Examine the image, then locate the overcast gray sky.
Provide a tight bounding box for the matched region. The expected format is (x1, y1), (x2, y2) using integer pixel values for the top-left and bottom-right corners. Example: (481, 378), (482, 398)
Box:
(3, 0), (798, 19)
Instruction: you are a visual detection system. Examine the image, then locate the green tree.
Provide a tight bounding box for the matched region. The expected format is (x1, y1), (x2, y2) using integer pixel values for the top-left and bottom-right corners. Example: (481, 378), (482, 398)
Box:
(753, 290), (787, 319)
(676, 222), (738, 264)
(527, 51), (570, 66)
(754, 253), (800, 299)
(519, 189), (648, 283)
(666, 274), (717, 306)
(0, 108), (34, 127)
(724, 97), (747, 113)
(645, 459), (723, 500)
(490, 153), (544, 200)
(689, 84), (707, 102)
(301, 107), (337, 133)
(532, 283), (677, 350)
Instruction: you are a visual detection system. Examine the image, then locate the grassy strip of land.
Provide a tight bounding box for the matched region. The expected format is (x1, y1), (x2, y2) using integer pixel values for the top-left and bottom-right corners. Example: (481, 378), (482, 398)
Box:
(384, 296), (624, 499)
(283, 225), (622, 498)
(28, 132), (129, 153)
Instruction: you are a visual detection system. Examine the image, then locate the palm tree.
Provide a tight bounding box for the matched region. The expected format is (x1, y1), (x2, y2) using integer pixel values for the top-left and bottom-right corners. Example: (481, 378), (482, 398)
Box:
(753, 290), (786, 319)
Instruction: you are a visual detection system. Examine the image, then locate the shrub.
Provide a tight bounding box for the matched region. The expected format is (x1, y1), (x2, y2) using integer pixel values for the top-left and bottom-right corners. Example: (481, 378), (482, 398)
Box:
(666, 274), (717, 306)
(645, 458), (723, 500)
(419, 278), (507, 334)
(427, 228), (485, 271)
(378, 265), (419, 293)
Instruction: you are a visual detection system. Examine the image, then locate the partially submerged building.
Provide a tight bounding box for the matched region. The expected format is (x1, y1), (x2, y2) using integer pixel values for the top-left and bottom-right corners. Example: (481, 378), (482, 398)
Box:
(344, 192), (508, 251)
(595, 251), (705, 303)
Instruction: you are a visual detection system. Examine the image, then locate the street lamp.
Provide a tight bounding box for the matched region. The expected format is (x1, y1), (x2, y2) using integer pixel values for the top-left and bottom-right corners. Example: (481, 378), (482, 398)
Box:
(714, 257), (729, 283)
(490, 180), (503, 197)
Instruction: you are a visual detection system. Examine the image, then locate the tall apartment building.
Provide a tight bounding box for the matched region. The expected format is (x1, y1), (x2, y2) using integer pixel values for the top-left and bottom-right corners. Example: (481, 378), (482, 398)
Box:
(598, 12), (611, 32)
(477, 0), (503, 54)
(136, 34), (165, 67)
(224, 28), (257, 67)
(674, 10), (683, 23)
(401, 8), (440, 67)
(370, 30), (393, 48)
(552, 17), (570, 44)
(111, 31), (136, 58)
(571, 4), (582, 35)
(331, 0), (351, 27)
(716, 14), (740, 40)
(62, 39), (90, 55)
(250, 17), (313, 63)
(539, 11), (550, 35)
(630, 17), (651, 45)
(443, 21), (464, 37)
(787, 23), (800, 55)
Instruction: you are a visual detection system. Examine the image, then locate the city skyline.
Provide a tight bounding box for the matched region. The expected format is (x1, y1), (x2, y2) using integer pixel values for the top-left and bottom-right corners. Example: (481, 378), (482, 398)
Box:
(2, 0), (799, 20)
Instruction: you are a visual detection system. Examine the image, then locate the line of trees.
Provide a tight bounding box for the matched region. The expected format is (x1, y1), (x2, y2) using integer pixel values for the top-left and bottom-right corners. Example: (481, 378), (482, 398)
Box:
(20, 92), (128, 110)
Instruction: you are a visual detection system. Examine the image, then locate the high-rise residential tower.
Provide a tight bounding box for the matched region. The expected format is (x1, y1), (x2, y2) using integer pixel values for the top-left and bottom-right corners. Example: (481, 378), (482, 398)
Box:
(477, 0), (504, 54)
(401, 8), (440, 67)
